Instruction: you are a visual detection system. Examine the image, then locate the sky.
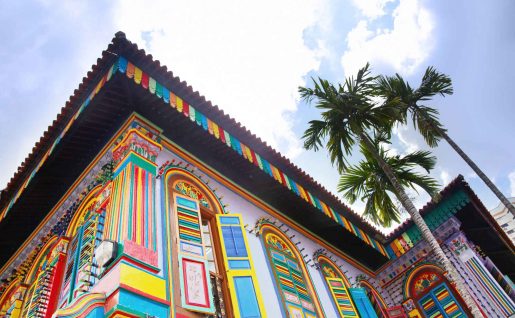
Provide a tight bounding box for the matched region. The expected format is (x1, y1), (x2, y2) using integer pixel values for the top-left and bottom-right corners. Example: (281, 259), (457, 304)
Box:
(1, 0), (514, 232)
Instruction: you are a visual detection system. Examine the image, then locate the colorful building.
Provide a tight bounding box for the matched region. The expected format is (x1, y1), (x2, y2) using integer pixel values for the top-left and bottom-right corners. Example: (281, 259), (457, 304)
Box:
(0, 32), (514, 318)
(490, 198), (515, 244)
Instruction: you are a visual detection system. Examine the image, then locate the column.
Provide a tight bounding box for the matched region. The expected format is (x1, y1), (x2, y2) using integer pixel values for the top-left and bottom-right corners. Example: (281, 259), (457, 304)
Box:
(446, 232), (515, 317)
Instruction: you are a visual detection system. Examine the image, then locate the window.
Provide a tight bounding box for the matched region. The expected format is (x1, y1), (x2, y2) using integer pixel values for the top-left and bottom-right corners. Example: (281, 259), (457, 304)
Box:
(165, 174), (265, 318)
(417, 283), (466, 318)
(19, 237), (67, 318)
(202, 217), (228, 317)
(260, 224), (324, 317)
(202, 219), (217, 273)
(405, 267), (468, 318)
(0, 278), (23, 317)
(216, 214), (264, 318)
(59, 209), (104, 305)
(168, 177), (229, 317)
(360, 281), (389, 317)
(59, 187), (105, 307)
(316, 255), (358, 317)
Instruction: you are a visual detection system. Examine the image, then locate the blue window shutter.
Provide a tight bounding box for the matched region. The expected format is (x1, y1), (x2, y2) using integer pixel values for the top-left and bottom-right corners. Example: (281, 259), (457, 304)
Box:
(222, 226), (248, 257)
(216, 214), (266, 318)
(349, 288), (379, 318)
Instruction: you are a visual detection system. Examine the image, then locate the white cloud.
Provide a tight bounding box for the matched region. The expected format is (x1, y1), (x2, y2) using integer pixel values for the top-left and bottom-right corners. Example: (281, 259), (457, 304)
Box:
(393, 125), (420, 154)
(466, 172), (478, 180)
(112, 0), (328, 158)
(440, 169), (451, 186)
(351, 0), (396, 19)
(382, 141), (400, 157)
(342, 0), (434, 77)
(509, 171), (515, 196)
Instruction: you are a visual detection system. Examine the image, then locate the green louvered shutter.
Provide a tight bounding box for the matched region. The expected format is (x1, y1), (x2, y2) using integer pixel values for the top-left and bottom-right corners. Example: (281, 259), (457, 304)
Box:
(174, 194), (215, 314)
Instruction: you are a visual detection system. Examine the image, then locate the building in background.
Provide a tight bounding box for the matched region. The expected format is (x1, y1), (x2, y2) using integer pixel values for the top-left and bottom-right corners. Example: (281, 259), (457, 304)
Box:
(0, 32), (514, 318)
(490, 198), (515, 244)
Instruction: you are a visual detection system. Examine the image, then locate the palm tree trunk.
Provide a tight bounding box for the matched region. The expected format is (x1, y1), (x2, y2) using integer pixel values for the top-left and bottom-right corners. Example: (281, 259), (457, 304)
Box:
(421, 112), (515, 216)
(359, 133), (483, 318)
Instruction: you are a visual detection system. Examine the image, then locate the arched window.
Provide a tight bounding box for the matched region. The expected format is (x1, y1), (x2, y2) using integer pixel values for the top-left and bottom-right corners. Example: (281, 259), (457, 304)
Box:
(260, 224), (324, 318)
(360, 280), (389, 317)
(0, 277), (23, 317)
(20, 237), (62, 318)
(404, 264), (469, 318)
(164, 169), (265, 318)
(59, 186), (105, 307)
(316, 254), (358, 317)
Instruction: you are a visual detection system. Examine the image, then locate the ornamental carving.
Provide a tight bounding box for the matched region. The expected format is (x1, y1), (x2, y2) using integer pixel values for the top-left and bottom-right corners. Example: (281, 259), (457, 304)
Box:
(112, 123), (162, 164)
(175, 181), (210, 208)
(321, 263), (338, 279)
(413, 272), (439, 296)
(266, 233), (294, 258)
(448, 235), (469, 256)
(403, 298), (416, 312)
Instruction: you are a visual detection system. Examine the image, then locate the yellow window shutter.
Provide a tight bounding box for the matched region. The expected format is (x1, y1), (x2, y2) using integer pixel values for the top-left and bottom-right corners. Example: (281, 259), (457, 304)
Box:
(216, 214), (267, 318)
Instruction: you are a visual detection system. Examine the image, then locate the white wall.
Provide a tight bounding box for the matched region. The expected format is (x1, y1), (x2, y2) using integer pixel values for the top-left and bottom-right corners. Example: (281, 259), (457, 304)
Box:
(156, 146), (384, 317)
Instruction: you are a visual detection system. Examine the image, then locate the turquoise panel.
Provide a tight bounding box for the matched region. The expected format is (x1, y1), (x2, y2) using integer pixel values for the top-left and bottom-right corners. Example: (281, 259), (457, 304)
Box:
(85, 307), (105, 318)
(229, 260), (251, 269)
(119, 289), (168, 318)
(234, 276), (261, 318)
(349, 288), (378, 318)
(176, 196), (198, 209)
(219, 216), (241, 224)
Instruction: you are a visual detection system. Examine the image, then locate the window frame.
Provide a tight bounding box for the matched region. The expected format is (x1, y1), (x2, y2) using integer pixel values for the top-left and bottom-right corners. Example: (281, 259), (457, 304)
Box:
(260, 224), (325, 318)
(167, 175), (234, 318)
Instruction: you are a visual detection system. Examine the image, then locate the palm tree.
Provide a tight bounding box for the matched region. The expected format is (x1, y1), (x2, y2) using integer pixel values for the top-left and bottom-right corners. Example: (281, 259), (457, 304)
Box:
(338, 137), (440, 228)
(374, 67), (515, 216)
(299, 64), (482, 317)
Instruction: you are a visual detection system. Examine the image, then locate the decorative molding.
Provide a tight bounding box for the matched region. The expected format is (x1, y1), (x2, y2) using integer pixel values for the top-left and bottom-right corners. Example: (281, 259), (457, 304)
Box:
(257, 221), (324, 317)
(386, 190), (469, 259)
(115, 56), (387, 256)
(0, 160), (113, 290)
(157, 160), (228, 213)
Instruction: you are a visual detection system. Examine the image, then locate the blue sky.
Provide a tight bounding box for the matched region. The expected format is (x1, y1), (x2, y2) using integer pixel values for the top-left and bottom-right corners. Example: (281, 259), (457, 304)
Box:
(1, 0), (514, 231)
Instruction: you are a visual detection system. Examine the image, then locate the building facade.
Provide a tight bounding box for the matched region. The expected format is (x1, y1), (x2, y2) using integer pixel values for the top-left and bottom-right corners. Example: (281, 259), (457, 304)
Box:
(0, 32), (514, 318)
(490, 198), (515, 244)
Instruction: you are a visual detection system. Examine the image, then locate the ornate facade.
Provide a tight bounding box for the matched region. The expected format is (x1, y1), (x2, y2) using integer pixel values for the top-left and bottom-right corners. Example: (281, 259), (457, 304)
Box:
(0, 32), (514, 318)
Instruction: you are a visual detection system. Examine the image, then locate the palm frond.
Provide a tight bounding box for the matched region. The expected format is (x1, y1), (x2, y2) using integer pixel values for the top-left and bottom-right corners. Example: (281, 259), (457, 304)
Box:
(338, 136), (440, 227)
(396, 150), (437, 173)
(395, 171), (440, 197)
(362, 189), (401, 228)
(410, 105), (446, 147)
(373, 66), (453, 148)
(415, 66), (454, 101)
(302, 120), (328, 151)
(299, 64), (397, 172)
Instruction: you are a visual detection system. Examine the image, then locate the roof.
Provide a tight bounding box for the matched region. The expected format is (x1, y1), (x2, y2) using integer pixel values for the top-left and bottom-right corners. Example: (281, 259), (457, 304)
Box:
(1, 32), (513, 276)
(385, 175), (515, 280)
(0, 32), (389, 270)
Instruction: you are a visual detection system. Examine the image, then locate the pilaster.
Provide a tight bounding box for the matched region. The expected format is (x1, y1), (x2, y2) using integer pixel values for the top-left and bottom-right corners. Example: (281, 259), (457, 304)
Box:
(103, 120), (162, 263)
(97, 119), (168, 318)
(446, 232), (515, 317)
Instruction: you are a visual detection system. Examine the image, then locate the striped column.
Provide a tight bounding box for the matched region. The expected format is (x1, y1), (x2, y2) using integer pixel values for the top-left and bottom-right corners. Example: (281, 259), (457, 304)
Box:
(446, 233), (515, 317)
(103, 121), (162, 266)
